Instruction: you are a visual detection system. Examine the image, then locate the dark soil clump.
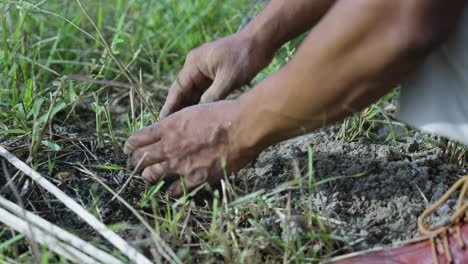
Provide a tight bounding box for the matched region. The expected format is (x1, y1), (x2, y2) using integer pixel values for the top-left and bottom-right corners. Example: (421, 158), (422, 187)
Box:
(237, 126), (466, 250)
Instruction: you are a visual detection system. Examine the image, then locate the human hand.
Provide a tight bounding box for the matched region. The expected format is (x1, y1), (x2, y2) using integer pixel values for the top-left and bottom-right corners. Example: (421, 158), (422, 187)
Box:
(159, 33), (274, 118)
(124, 101), (260, 197)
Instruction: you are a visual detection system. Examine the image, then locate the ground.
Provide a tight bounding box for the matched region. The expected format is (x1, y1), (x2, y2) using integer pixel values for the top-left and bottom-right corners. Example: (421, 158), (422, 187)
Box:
(238, 125), (466, 251)
(0, 1), (467, 263)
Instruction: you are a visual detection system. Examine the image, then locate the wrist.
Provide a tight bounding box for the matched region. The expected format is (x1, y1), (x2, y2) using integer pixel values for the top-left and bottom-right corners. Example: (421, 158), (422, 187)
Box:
(237, 22), (281, 64)
(237, 0), (295, 57)
(228, 97), (270, 156)
(231, 78), (285, 152)
(234, 69), (311, 151)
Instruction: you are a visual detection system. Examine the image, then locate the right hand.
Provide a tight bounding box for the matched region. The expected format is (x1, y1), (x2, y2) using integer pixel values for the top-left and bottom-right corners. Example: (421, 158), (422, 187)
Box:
(125, 100), (261, 197)
(159, 33), (274, 118)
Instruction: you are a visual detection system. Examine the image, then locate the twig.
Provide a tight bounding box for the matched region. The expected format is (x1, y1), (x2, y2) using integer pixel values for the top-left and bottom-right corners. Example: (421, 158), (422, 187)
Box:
(64, 74), (136, 89)
(1, 159), (42, 262)
(0, 146), (153, 264)
(0, 195), (123, 264)
(0, 206), (95, 263)
(110, 153), (147, 202)
(1, 256), (20, 264)
(76, 164), (182, 264)
(29, 77), (66, 163)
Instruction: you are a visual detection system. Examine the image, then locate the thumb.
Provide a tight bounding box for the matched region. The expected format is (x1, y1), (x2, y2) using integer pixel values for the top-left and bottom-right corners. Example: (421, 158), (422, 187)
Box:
(199, 73), (238, 104)
(159, 99), (175, 119)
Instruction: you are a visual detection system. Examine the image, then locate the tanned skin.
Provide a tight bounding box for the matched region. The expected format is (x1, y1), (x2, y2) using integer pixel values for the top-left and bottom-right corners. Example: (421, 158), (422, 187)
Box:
(124, 0), (467, 197)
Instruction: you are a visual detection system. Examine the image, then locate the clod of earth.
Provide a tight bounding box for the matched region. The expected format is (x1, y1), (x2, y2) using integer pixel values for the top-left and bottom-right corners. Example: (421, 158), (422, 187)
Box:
(237, 125), (466, 251)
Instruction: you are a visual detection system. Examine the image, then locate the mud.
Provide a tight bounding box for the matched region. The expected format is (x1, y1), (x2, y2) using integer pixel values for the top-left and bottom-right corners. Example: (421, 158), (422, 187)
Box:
(237, 126), (466, 250)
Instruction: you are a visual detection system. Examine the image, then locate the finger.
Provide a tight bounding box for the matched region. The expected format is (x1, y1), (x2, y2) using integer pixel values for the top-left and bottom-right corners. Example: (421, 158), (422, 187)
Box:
(142, 162), (178, 183)
(124, 123), (162, 154)
(199, 72), (237, 104)
(130, 142), (166, 170)
(160, 57), (212, 118)
(167, 179), (184, 198)
(167, 171), (210, 197)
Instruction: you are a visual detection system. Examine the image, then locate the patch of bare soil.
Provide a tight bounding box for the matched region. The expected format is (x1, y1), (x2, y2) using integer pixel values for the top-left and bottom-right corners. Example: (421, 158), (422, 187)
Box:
(237, 126), (466, 250)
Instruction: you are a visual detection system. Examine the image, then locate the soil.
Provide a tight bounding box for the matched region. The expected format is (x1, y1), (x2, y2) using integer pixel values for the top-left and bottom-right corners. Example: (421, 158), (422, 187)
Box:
(1, 109), (466, 260)
(1, 118), (467, 263)
(237, 125), (467, 250)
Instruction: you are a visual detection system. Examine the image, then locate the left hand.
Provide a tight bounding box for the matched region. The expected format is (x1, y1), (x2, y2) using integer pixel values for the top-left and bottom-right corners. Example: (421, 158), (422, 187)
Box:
(158, 33), (274, 119)
(124, 101), (259, 197)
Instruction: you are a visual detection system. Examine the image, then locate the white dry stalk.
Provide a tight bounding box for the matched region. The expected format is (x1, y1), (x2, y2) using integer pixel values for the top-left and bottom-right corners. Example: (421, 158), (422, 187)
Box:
(77, 165), (181, 264)
(0, 146), (153, 264)
(0, 195), (123, 264)
(0, 206), (95, 263)
(1, 256), (20, 264)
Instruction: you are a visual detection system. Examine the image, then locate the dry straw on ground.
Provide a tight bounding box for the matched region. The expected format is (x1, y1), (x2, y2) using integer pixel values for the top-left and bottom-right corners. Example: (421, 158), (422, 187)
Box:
(0, 146), (157, 264)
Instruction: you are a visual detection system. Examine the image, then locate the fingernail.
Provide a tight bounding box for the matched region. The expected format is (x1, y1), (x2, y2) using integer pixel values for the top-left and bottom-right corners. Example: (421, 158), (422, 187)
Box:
(168, 184), (181, 197)
(123, 141), (134, 154)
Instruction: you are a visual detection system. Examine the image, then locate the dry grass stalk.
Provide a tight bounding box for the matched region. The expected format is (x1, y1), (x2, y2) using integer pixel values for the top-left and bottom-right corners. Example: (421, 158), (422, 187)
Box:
(0, 195), (123, 264)
(77, 164), (182, 264)
(0, 206), (96, 263)
(0, 146), (153, 264)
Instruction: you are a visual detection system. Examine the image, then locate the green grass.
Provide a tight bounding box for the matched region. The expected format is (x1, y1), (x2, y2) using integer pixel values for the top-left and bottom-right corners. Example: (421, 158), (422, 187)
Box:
(1, 1), (466, 263)
(0, 1), (346, 263)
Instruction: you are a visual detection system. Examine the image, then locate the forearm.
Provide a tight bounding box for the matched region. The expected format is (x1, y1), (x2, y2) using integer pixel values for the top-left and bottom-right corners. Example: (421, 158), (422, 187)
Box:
(239, 0), (335, 57)
(236, 0), (466, 150)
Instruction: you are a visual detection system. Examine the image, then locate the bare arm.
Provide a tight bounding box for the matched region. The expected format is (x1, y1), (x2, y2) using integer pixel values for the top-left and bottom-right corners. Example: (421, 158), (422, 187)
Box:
(159, 0), (334, 117)
(236, 0), (467, 149)
(240, 0), (335, 54)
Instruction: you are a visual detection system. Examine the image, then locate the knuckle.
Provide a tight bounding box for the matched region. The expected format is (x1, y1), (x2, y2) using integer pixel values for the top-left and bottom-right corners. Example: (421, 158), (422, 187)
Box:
(148, 123), (159, 134)
(163, 159), (176, 173)
(186, 50), (198, 62)
(130, 128), (145, 142)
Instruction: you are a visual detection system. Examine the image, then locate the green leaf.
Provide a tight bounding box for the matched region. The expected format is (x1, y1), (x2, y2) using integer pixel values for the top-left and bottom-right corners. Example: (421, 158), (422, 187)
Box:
(93, 164), (125, 170)
(228, 189), (265, 207)
(0, 234), (26, 250)
(0, 129), (27, 135)
(132, 47), (141, 58)
(107, 222), (128, 232)
(27, 98), (45, 119)
(37, 102), (66, 124)
(41, 140), (62, 151)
